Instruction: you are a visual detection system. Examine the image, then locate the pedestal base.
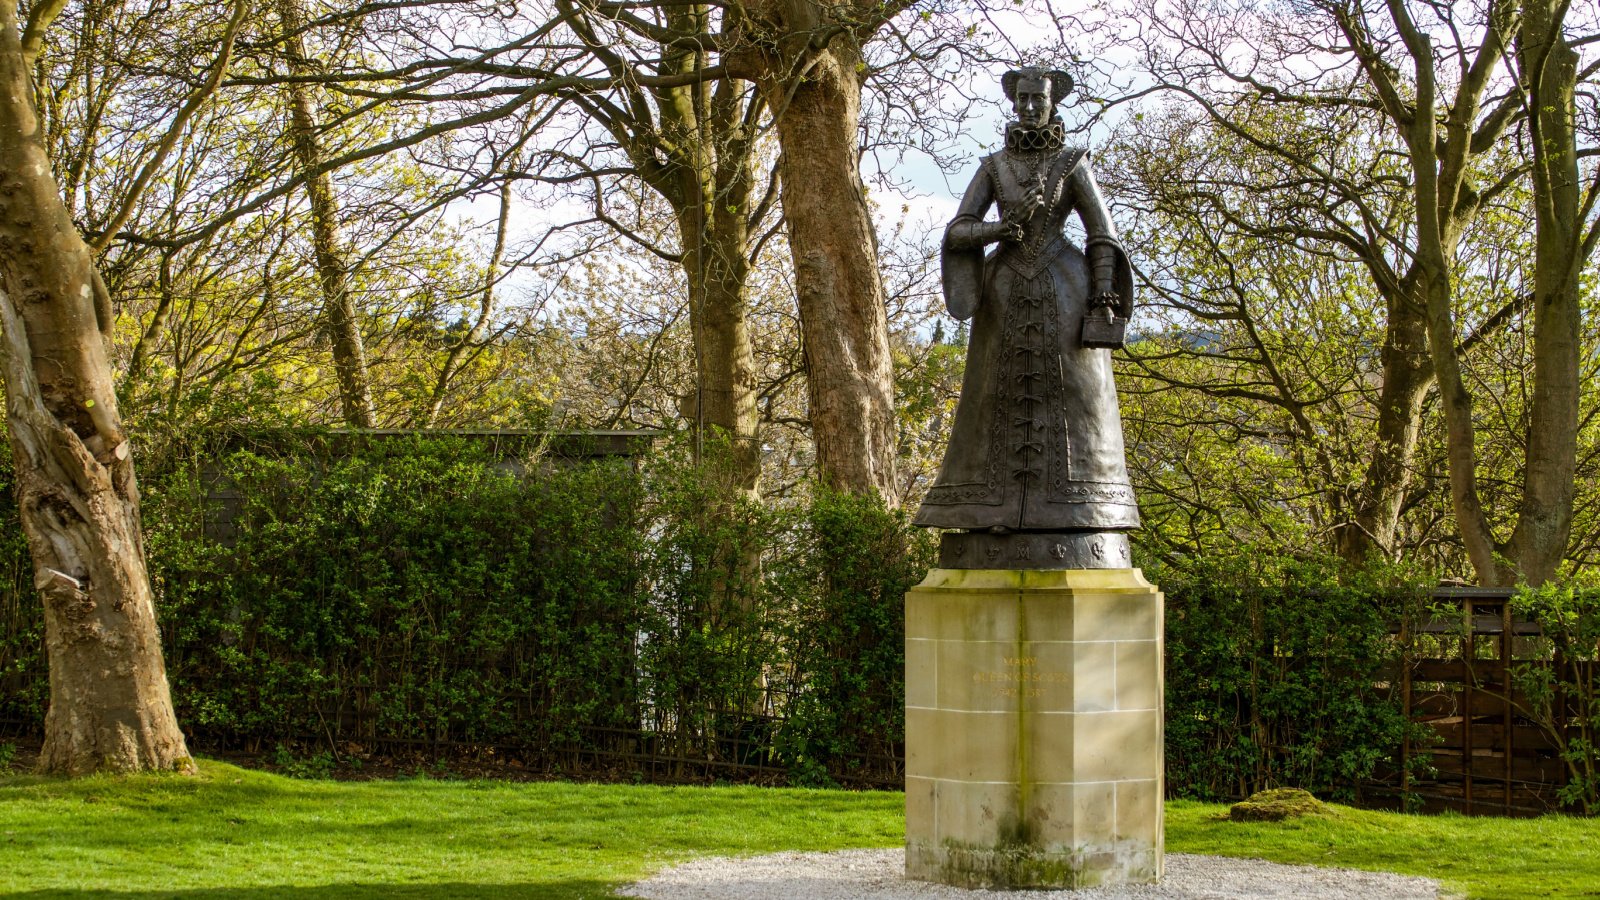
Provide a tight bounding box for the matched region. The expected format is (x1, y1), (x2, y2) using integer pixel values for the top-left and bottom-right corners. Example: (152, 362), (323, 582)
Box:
(904, 568), (1164, 890)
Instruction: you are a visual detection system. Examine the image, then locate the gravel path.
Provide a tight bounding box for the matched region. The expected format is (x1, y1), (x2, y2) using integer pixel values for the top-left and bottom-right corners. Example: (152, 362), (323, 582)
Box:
(620, 849), (1443, 899)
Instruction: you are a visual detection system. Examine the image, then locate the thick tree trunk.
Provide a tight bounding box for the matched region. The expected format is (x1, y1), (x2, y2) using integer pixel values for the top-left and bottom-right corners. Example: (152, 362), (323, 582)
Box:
(557, 0), (766, 495)
(1422, 264), (1509, 584)
(763, 48), (898, 501)
(1335, 288), (1432, 564)
(0, 3), (191, 775)
(680, 237), (761, 496)
(278, 0), (376, 428)
(676, 186), (761, 497)
(1507, 2), (1582, 586)
(1388, 10), (1511, 586)
(653, 24), (763, 498)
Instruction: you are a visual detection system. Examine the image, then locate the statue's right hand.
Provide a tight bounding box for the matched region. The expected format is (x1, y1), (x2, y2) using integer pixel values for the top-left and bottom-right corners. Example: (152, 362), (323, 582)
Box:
(996, 210), (1028, 243)
(982, 220), (1019, 244)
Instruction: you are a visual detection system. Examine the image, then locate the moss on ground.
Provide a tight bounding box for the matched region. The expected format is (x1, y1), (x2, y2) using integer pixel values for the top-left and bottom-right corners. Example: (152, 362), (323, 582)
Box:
(1228, 788), (1326, 822)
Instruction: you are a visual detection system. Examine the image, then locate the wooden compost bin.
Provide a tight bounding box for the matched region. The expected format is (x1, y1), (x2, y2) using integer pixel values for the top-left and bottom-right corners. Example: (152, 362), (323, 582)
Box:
(1383, 586), (1576, 816)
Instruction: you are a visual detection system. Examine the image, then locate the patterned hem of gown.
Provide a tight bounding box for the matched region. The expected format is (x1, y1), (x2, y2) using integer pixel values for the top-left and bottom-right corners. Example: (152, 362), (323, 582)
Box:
(938, 531), (1133, 569)
(1044, 481), (1138, 504)
(911, 505), (1140, 531)
(921, 481), (1006, 506)
(920, 480), (1139, 509)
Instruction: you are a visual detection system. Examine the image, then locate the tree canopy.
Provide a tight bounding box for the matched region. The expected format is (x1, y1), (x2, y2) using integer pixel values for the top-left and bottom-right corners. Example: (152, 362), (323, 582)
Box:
(0, 0), (1595, 772)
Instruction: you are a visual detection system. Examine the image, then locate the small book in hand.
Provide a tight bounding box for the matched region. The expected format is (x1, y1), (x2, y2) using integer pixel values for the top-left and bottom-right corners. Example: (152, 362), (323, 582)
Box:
(1081, 305), (1128, 349)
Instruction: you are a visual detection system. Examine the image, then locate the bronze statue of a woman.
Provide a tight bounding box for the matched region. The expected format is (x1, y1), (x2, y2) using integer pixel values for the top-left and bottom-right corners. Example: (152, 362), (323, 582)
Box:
(913, 67), (1138, 566)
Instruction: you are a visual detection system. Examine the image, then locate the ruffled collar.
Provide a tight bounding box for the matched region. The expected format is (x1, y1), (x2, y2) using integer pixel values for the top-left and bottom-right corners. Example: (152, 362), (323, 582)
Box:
(1004, 119), (1066, 153)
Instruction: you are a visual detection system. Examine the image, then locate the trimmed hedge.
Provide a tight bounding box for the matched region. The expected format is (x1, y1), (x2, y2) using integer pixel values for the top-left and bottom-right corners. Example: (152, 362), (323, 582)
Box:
(1151, 555), (1432, 801)
(0, 435), (1429, 796)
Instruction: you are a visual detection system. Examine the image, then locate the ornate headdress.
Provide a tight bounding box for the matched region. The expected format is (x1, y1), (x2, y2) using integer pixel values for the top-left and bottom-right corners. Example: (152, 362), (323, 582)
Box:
(1002, 67), (1072, 153)
(1000, 67), (1074, 105)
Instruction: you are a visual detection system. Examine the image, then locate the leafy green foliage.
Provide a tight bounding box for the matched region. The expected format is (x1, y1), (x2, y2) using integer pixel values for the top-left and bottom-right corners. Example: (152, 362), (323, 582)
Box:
(268, 743), (338, 780)
(16, 433), (927, 786)
(769, 492), (936, 786)
(1153, 553), (1432, 802)
(1510, 580), (1600, 813)
(0, 435), (1558, 802)
(144, 432), (652, 752)
(627, 443), (776, 765)
(144, 435), (649, 756)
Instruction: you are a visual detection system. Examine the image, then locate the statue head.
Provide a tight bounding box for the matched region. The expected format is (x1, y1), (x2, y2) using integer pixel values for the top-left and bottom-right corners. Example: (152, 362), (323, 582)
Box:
(1002, 67), (1073, 129)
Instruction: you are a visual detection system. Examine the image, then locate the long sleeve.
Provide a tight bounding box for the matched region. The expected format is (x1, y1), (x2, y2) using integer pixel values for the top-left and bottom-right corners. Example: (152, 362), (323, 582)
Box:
(1071, 155), (1118, 243)
(943, 163), (1000, 251)
(940, 162), (1000, 320)
(1071, 156), (1122, 298)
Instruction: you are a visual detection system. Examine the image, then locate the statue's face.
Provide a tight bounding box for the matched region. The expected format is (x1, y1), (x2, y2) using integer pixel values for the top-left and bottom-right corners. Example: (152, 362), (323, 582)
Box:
(1012, 76), (1052, 128)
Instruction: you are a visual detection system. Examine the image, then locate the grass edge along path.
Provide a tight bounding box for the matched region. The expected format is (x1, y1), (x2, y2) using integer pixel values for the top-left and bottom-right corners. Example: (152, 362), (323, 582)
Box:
(1166, 799), (1599, 900)
(0, 762), (1594, 898)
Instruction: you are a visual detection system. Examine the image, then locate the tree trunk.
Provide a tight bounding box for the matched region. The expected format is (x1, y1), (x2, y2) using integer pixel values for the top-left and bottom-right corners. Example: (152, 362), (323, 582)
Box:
(1507, 0), (1582, 586)
(0, 2), (191, 775)
(1423, 263), (1509, 583)
(653, 24), (763, 498)
(554, 0), (766, 495)
(1335, 287), (1433, 564)
(1384, 5), (1513, 585)
(680, 225), (762, 497)
(675, 170), (762, 498)
(278, 0), (376, 428)
(1388, 0), (1582, 587)
(760, 45), (898, 501)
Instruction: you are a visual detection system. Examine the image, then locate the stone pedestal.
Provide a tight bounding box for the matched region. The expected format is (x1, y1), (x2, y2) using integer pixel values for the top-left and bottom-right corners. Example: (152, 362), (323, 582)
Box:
(904, 567), (1163, 890)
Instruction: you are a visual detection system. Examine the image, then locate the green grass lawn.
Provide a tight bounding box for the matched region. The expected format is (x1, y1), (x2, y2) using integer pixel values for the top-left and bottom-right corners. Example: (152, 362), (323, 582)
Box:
(1, 761), (1596, 898)
(1166, 800), (1600, 900)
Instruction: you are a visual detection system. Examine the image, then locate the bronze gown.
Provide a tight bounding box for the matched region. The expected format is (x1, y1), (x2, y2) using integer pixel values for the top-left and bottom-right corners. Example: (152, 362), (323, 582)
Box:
(913, 140), (1139, 532)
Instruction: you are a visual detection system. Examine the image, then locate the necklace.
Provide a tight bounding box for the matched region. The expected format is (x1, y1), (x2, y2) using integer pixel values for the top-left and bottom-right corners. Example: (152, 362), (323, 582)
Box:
(1002, 152), (1049, 193)
(1001, 155), (1058, 265)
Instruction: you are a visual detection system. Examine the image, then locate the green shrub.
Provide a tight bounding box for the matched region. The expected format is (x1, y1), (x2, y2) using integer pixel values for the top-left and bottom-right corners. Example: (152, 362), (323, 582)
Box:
(0, 432), (1513, 802)
(268, 742), (338, 780)
(769, 491), (935, 786)
(1510, 580), (1600, 814)
(144, 434), (647, 754)
(631, 441), (777, 764)
(129, 432), (931, 785)
(1152, 553), (1431, 801)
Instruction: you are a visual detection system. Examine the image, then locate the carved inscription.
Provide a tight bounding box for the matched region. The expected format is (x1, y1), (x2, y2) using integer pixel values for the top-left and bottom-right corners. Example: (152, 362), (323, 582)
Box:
(972, 655), (1068, 699)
